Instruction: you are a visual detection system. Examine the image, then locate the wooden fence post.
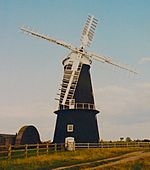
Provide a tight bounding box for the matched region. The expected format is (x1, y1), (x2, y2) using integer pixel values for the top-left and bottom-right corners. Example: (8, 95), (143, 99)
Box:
(46, 143), (49, 154)
(60, 144), (63, 151)
(54, 143), (57, 152)
(25, 144), (28, 158)
(37, 144), (39, 156)
(8, 144), (11, 160)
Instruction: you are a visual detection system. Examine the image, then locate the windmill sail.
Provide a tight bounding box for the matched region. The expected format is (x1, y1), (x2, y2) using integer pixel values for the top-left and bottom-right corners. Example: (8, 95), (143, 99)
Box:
(59, 55), (83, 108)
(20, 15), (137, 109)
(20, 27), (77, 51)
(80, 15), (98, 48)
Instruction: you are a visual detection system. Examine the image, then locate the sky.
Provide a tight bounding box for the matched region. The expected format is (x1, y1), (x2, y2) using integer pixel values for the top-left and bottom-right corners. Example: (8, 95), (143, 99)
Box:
(0, 0), (150, 141)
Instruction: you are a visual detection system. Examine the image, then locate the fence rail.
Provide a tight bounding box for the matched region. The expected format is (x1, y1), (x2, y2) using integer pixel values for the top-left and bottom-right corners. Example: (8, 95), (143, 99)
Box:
(0, 143), (64, 160)
(0, 142), (149, 160)
(75, 142), (150, 148)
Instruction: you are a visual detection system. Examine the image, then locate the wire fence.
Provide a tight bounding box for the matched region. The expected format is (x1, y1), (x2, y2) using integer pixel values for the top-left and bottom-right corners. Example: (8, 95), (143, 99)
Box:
(0, 142), (149, 160)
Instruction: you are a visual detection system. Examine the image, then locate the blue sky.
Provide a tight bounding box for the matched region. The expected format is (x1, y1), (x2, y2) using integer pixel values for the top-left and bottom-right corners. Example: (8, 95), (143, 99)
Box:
(0, 0), (150, 141)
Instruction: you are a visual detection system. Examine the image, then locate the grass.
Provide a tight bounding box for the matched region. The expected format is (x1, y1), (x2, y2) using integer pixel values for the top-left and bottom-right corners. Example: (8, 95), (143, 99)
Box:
(0, 148), (144, 170)
(102, 156), (150, 170)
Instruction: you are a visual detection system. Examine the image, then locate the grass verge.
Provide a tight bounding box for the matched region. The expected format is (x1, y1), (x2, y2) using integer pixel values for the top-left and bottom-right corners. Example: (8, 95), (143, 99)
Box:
(0, 148), (145, 170)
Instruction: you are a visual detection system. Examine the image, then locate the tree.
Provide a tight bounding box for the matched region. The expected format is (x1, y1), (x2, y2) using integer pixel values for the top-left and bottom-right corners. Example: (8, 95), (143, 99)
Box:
(120, 137), (124, 141)
(126, 137), (132, 142)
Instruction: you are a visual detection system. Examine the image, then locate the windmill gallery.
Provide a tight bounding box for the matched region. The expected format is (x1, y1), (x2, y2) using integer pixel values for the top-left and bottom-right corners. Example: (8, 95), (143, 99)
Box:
(4, 15), (136, 145)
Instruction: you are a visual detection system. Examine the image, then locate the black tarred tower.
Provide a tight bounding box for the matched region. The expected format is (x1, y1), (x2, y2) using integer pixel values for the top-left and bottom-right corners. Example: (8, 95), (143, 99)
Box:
(53, 53), (100, 143)
(21, 15), (137, 144)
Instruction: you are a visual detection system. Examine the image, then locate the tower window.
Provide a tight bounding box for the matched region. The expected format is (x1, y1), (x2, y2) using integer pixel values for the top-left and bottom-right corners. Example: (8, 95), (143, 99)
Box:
(67, 124), (74, 132)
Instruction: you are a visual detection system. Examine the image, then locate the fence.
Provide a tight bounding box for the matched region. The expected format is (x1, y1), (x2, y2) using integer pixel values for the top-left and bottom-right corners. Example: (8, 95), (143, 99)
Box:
(0, 143), (65, 160)
(75, 142), (150, 149)
(0, 142), (149, 160)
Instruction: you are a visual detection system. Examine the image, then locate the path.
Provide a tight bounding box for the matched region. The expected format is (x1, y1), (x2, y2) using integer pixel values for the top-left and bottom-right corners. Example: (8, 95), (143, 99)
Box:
(90, 151), (150, 170)
(52, 151), (150, 170)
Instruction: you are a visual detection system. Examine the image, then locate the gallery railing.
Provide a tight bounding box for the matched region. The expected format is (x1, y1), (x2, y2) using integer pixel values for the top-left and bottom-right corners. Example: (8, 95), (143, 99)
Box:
(60, 103), (95, 110)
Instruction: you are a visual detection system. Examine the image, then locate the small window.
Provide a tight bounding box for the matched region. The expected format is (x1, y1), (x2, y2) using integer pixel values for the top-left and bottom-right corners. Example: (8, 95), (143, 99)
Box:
(67, 124), (74, 132)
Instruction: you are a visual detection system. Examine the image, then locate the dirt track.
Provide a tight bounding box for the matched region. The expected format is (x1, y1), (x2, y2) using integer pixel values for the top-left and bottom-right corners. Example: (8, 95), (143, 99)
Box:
(52, 151), (150, 170)
(90, 151), (150, 170)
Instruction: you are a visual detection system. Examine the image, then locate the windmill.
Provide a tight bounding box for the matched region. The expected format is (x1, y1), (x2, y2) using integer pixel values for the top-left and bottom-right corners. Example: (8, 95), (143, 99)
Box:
(20, 15), (137, 143)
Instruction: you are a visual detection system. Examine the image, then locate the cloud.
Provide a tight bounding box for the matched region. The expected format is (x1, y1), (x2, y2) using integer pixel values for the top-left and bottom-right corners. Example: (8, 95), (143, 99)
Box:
(139, 57), (150, 64)
(95, 83), (150, 140)
(1, 80), (150, 141)
(0, 100), (57, 141)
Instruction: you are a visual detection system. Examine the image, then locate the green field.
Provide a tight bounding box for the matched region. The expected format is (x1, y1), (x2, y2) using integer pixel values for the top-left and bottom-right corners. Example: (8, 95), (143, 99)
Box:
(0, 148), (149, 170)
